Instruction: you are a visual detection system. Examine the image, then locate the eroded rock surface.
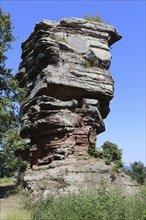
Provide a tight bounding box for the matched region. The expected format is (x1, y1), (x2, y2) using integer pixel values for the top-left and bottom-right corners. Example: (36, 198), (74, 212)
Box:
(23, 157), (139, 200)
(17, 17), (122, 166)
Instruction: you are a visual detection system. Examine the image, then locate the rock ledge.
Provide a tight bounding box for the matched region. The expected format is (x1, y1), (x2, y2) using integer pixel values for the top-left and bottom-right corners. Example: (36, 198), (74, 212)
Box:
(23, 157), (139, 200)
(17, 17), (122, 166)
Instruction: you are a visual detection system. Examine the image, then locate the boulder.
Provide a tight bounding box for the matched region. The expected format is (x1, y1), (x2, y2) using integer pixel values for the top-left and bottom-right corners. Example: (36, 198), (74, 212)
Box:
(23, 157), (139, 200)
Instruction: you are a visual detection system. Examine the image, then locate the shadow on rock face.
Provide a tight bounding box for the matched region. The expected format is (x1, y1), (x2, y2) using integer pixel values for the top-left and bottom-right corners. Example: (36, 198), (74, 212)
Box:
(16, 17), (122, 167)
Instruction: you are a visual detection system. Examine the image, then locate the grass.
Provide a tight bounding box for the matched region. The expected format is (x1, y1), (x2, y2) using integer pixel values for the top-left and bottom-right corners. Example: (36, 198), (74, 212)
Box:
(81, 58), (100, 70)
(30, 185), (146, 220)
(0, 177), (15, 187)
(1, 207), (31, 220)
(0, 193), (32, 220)
(0, 178), (32, 220)
(81, 58), (92, 68)
(84, 14), (104, 23)
(1, 177), (146, 220)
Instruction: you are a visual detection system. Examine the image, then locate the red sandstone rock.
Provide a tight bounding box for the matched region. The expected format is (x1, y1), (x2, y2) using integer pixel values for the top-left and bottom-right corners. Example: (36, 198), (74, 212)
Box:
(17, 17), (121, 166)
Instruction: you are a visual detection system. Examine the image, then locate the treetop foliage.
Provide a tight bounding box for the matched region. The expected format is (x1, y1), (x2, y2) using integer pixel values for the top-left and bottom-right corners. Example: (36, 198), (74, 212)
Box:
(124, 161), (146, 185)
(88, 141), (123, 173)
(101, 141), (122, 162)
(0, 9), (27, 177)
(0, 9), (16, 64)
(0, 9), (26, 136)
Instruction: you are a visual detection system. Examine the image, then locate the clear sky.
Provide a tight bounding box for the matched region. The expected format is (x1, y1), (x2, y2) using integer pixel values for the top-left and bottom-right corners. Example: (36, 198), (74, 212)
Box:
(1, 0), (145, 166)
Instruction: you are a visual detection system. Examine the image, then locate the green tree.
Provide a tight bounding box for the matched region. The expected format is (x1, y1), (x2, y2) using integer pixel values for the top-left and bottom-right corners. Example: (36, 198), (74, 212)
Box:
(0, 8), (22, 138)
(101, 141), (123, 162)
(88, 141), (123, 172)
(0, 9), (27, 177)
(101, 141), (123, 172)
(125, 161), (146, 185)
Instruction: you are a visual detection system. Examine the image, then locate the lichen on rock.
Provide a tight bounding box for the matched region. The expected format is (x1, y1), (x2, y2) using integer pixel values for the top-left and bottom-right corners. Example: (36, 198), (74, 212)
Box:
(17, 17), (122, 167)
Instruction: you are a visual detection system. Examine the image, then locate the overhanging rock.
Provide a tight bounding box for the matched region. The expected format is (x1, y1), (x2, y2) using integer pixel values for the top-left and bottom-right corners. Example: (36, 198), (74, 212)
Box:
(17, 17), (122, 167)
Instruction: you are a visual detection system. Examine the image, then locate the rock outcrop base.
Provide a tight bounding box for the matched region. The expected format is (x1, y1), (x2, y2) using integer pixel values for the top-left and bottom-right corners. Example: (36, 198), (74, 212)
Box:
(23, 157), (139, 200)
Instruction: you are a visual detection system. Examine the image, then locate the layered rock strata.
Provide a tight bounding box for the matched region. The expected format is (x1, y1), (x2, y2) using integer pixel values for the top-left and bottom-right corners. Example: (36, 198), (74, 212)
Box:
(23, 157), (139, 200)
(17, 17), (122, 166)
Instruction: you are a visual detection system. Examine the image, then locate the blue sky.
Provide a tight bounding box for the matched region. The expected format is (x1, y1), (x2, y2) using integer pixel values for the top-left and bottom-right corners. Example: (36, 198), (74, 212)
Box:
(1, 0), (145, 166)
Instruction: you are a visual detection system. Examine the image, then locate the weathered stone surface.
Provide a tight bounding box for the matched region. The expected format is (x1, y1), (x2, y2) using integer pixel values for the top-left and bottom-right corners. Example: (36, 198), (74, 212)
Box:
(23, 157), (139, 200)
(17, 17), (122, 167)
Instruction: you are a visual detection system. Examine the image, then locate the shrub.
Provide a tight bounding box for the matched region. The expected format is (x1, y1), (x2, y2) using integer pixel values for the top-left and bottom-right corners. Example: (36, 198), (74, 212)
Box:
(30, 185), (146, 220)
(88, 141), (123, 172)
(84, 14), (104, 23)
(112, 160), (124, 174)
(104, 159), (111, 165)
(88, 144), (102, 158)
(101, 141), (122, 163)
(124, 161), (146, 185)
(0, 129), (29, 177)
(81, 58), (92, 68)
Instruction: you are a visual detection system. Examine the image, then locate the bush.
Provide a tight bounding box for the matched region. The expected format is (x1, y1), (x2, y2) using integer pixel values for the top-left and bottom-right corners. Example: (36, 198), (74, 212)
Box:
(88, 144), (102, 158)
(81, 58), (92, 68)
(84, 14), (104, 23)
(101, 141), (122, 163)
(88, 141), (123, 172)
(30, 185), (146, 220)
(0, 129), (29, 177)
(124, 161), (146, 185)
(104, 159), (111, 165)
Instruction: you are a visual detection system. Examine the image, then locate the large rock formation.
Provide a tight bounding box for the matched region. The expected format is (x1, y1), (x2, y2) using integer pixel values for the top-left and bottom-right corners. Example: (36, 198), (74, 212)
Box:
(23, 157), (139, 200)
(17, 18), (140, 200)
(17, 17), (122, 167)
